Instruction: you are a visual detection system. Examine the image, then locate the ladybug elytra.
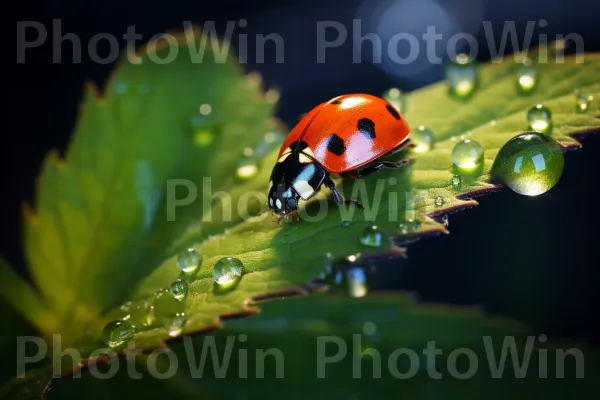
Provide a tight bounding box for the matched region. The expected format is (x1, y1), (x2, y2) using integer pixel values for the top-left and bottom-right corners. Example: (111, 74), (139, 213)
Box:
(267, 93), (412, 217)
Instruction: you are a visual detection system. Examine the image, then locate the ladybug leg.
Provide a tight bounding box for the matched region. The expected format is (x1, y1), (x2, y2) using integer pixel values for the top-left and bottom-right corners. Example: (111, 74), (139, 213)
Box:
(350, 158), (413, 179)
(324, 176), (365, 210)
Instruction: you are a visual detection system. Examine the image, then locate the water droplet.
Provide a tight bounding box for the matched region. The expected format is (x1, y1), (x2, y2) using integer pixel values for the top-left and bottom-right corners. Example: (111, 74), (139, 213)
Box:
(169, 278), (188, 301)
(212, 256), (244, 286)
(363, 322), (377, 336)
(527, 104), (552, 133)
(163, 313), (187, 337)
(491, 132), (564, 196)
(411, 125), (435, 153)
(451, 175), (461, 188)
(342, 220), (351, 227)
(359, 226), (387, 247)
(382, 87), (406, 113)
(327, 255), (375, 299)
(399, 218), (421, 235)
(435, 196), (444, 206)
(452, 139), (484, 171)
(193, 129), (214, 147)
(102, 320), (134, 348)
(516, 59), (538, 94)
(236, 158), (258, 180)
(177, 248), (201, 274)
(575, 92), (593, 113)
(199, 104), (212, 115)
(445, 54), (478, 98)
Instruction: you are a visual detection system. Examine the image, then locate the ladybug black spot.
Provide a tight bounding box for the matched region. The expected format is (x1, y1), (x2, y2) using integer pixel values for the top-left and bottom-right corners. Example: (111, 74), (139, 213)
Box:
(386, 104), (401, 120)
(326, 134), (346, 156)
(357, 118), (376, 139)
(330, 98), (342, 105)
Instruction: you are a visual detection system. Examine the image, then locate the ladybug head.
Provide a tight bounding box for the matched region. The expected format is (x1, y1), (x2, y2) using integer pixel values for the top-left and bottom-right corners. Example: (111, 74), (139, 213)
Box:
(267, 182), (301, 216)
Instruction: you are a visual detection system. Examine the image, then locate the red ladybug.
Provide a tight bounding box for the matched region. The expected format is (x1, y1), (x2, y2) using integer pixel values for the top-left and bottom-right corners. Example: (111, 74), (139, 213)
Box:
(267, 93), (412, 216)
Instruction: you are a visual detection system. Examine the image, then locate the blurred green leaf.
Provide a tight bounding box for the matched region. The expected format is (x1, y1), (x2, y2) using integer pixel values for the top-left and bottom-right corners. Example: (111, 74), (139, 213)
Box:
(48, 294), (599, 399)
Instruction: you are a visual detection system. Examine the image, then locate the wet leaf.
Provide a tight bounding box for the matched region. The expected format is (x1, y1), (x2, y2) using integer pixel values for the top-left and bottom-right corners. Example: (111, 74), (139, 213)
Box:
(1, 29), (599, 398)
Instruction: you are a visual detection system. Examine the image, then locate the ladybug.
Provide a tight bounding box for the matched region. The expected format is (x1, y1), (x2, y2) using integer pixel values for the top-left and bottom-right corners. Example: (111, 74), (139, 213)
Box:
(267, 93), (412, 217)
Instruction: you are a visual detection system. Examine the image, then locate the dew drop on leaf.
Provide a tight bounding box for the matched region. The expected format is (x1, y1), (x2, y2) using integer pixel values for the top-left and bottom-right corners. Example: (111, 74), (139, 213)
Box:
(575, 92), (593, 113)
(411, 125), (435, 153)
(176, 248), (201, 274)
(359, 225), (386, 247)
(435, 196), (444, 206)
(102, 320), (134, 349)
(212, 256), (244, 286)
(163, 312), (187, 337)
(236, 158), (259, 180)
(451, 175), (461, 188)
(491, 132), (564, 196)
(382, 87), (406, 113)
(527, 104), (552, 133)
(169, 278), (188, 301)
(451, 139), (484, 171)
(516, 59), (538, 94)
(445, 54), (478, 98)
(342, 220), (351, 227)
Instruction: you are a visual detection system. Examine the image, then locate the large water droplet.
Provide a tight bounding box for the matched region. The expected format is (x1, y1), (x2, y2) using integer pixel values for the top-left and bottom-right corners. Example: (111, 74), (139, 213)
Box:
(102, 320), (134, 348)
(411, 126), (435, 153)
(445, 54), (478, 98)
(451, 139), (484, 171)
(359, 226), (387, 247)
(491, 132), (564, 196)
(169, 278), (188, 301)
(177, 248), (201, 274)
(527, 104), (552, 133)
(163, 313), (187, 337)
(382, 87), (406, 113)
(575, 92), (593, 113)
(516, 59), (538, 94)
(212, 256), (244, 286)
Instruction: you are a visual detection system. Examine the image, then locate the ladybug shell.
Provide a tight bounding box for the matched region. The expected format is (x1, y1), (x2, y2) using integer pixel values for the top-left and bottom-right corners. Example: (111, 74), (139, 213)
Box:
(279, 94), (411, 174)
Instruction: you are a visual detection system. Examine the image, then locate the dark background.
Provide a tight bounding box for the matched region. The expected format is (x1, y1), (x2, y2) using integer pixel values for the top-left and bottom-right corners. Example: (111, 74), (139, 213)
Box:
(8, 0), (600, 344)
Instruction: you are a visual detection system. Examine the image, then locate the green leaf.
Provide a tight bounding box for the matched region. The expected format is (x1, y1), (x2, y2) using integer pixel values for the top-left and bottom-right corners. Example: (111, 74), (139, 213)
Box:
(112, 49), (599, 350)
(48, 294), (600, 398)
(0, 257), (57, 335)
(17, 27), (276, 344)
